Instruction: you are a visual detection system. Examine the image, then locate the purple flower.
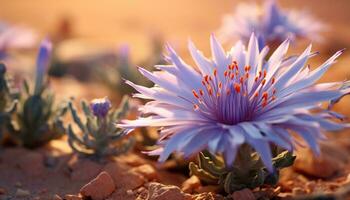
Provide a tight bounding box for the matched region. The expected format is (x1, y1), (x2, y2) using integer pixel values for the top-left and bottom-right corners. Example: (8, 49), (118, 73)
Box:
(118, 34), (349, 171)
(90, 97), (112, 118)
(218, 0), (324, 47)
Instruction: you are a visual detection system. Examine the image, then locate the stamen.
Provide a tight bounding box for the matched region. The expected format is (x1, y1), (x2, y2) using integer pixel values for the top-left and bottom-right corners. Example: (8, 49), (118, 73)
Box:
(193, 104), (199, 110)
(234, 83), (241, 93)
(262, 92), (268, 100)
(192, 90), (199, 99)
(261, 79), (266, 86)
(271, 77), (276, 84)
(213, 68), (217, 77)
(199, 89), (204, 96)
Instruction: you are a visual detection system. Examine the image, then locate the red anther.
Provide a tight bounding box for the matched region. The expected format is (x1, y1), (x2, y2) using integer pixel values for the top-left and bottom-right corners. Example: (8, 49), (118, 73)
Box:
(261, 79), (266, 85)
(192, 90), (199, 99)
(209, 76), (212, 81)
(263, 70), (267, 78)
(199, 89), (204, 96)
(262, 92), (268, 100)
(244, 66), (248, 72)
(193, 104), (199, 110)
(233, 61), (237, 65)
(230, 73), (235, 80)
(204, 75), (209, 83)
(224, 70), (228, 77)
(271, 77), (275, 84)
(262, 100), (267, 107)
(218, 82), (222, 89)
(272, 88), (276, 95)
(254, 76), (259, 82)
(234, 83), (241, 93)
(228, 65), (233, 70)
(259, 71), (262, 78)
(213, 68), (217, 77)
(240, 77), (244, 83)
(254, 92), (259, 98)
(201, 80), (206, 86)
(208, 88), (213, 96)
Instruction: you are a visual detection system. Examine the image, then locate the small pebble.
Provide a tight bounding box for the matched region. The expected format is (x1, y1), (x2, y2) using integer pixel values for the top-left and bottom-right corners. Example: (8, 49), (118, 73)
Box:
(15, 189), (30, 197)
(15, 182), (22, 187)
(126, 189), (134, 195)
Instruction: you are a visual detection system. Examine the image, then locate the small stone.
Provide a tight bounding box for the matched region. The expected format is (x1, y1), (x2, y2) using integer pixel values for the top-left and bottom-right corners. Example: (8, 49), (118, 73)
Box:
(232, 188), (256, 200)
(192, 193), (224, 200)
(53, 194), (63, 200)
(0, 188), (6, 195)
(147, 182), (192, 200)
(15, 189), (31, 197)
(80, 171), (115, 200)
(131, 164), (158, 180)
(15, 182), (22, 187)
(64, 194), (82, 200)
(126, 190), (134, 195)
(181, 176), (201, 193)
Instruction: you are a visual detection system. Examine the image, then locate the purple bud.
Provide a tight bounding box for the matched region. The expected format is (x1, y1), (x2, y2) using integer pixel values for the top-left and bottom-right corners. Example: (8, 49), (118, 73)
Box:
(34, 38), (52, 94)
(90, 97), (112, 118)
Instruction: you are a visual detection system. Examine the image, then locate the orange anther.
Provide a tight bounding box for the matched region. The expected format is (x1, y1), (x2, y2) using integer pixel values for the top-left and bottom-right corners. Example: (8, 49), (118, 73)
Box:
(192, 90), (199, 99)
(261, 79), (266, 85)
(262, 92), (268, 100)
(224, 70), (228, 77)
(193, 104), (199, 110)
(234, 83), (241, 93)
(254, 76), (259, 82)
(199, 89), (204, 96)
(213, 68), (217, 77)
(263, 70), (267, 78)
(271, 77), (275, 84)
(218, 82), (222, 89)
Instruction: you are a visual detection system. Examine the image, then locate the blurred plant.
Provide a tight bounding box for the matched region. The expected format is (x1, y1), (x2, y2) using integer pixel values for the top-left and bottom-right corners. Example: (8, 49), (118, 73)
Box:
(218, 0), (324, 49)
(190, 148), (295, 194)
(6, 39), (67, 148)
(0, 63), (17, 141)
(67, 96), (134, 159)
(118, 34), (349, 194)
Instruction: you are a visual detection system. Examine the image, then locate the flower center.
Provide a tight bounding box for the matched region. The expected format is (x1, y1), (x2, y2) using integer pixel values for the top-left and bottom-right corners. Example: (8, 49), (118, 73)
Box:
(192, 61), (277, 125)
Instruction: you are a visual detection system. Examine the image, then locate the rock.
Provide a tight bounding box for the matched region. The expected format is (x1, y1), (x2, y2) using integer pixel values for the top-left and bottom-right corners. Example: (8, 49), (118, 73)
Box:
(15, 189), (31, 198)
(232, 188), (256, 200)
(294, 148), (344, 178)
(131, 164), (158, 180)
(17, 151), (45, 176)
(104, 162), (145, 190)
(64, 194), (82, 200)
(69, 157), (102, 181)
(192, 193), (224, 200)
(80, 171), (115, 200)
(181, 176), (201, 193)
(147, 182), (192, 200)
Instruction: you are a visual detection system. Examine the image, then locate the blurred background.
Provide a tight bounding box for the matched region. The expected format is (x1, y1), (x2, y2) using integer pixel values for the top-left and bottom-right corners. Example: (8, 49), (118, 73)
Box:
(0, 0), (349, 112)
